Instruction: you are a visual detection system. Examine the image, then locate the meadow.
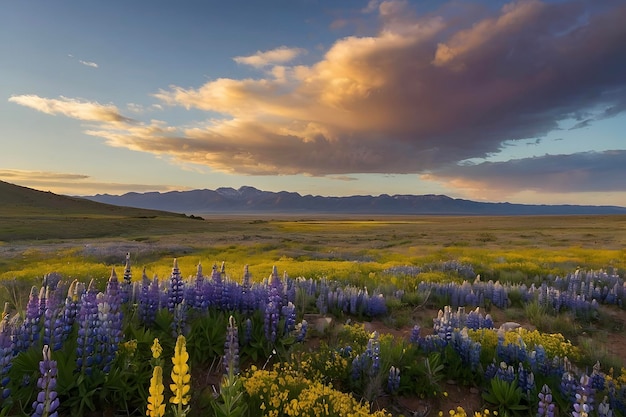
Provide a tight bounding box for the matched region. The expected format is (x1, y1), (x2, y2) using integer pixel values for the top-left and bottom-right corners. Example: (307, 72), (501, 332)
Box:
(1, 214), (626, 417)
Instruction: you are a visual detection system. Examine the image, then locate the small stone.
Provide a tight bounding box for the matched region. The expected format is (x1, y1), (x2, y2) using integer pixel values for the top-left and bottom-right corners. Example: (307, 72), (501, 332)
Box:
(499, 322), (521, 332)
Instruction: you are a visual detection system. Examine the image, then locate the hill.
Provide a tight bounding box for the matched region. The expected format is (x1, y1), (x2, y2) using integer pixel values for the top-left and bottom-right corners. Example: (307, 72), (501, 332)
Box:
(85, 186), (626, 215)
(0, 181), (204, 241)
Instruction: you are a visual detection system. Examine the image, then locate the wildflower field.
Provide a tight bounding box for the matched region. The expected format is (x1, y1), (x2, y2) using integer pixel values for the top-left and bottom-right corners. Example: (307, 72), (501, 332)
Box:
(1, 215), (626, 417)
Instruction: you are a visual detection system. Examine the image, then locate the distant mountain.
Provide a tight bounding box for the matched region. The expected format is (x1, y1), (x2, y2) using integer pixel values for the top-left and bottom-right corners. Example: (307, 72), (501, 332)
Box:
(83, 186), (626, 215)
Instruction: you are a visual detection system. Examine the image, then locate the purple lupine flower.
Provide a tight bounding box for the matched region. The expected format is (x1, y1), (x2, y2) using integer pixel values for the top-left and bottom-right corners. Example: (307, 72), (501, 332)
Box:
(591, 362), (606, 391)
(537, 384), (555, 417)
(339, 345), (353, 358)
(268, 266), (284, 309)
(366, 293), (387, 317)
(149, 276), (162, 322)
(492, 281), (508, 309)
(76, 281), (99, 376)
(484, 361), (498, 380)
(210, 264), (223, 309)
(351, 355), (363, 381)
(573, 374), (595, 417)
(99, 270), (124, 373)
(243, 318), (253, 345)
(597, 396), (613, 417)
(42, 288), (59, 350)
(419, 334), (447, 353)
(466, 308), (481, 330)
(171, 300), (188, 337)
(387, 366), (401, 394)
(295, 320), (307, 342)
(517, 363), (530, 396)
(263, 301), (280, 344)
(168, 259), (184, 312)
(282, 302), (296, 334)
(192, 262), (206, 309)
(560, 372), (580, 404)
(1, 303), (15, 400)
(409, 325), (421, 345)
(54, 280), (81, 351)
(31, 345), (59, 417)
(38, 285), (47, 322)
(223, 316), (239, 375)
(530, 344), (550, 375)
(222, 279), (240, 311)
(285, 276), (296, 304)
(137, 269), (151, 324)
(366, 331), (380, 376)
(121, 253), (132, 304)
(240, 265), (255, 314)
(316, 292), (328, 316)
(469, 341), (481, 371)
(17, 286), (41, 352)
(494, 362), (516, 383)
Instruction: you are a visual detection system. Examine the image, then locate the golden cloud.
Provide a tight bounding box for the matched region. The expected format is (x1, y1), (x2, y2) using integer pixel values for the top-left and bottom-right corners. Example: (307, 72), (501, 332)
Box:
(9, 1), (626, 188)
(9, 95), (132, 123)
(233, 46), (306, 68)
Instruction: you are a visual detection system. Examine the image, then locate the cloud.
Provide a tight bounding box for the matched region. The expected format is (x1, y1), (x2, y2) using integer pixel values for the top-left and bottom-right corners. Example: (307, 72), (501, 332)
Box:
(422, 150), (626, 199)
(79, 60), (98, 68)
(362, 0), (380, 14)
(329, 175), (358, 181)
(11, 1), (626, 192)
(148, 0), (626, 177)
(1, 169), (89, 182)
(0, 169), (177, 195)
(9, 95), (133, 123)
(233, 46), (306, 68)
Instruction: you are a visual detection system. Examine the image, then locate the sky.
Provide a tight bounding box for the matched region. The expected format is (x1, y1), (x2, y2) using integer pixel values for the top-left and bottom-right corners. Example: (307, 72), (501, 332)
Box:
(3, 0), (626, 206)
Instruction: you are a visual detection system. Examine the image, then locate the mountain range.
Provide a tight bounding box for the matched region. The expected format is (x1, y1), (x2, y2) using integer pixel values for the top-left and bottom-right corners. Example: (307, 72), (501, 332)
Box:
(84, 186), (626, 215)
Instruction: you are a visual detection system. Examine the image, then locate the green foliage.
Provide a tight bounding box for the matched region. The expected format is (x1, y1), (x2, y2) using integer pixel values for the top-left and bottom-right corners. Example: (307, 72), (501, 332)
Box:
(334, 323), (371, 353)
(482, 378), (528, 416)
(401, 351), (446, 398)
(186, 311), (228, 366)
(441, 343), (482, 386)
(210, 370), (248, 417)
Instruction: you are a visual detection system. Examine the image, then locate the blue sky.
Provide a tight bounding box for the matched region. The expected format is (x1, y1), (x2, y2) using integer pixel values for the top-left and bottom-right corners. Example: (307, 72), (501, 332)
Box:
(3, 0), (626, 206)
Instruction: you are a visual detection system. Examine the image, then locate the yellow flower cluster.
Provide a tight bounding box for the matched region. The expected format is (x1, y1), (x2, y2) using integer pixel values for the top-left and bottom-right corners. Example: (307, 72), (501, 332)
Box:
(152, 338), (163, 359)
(289, 349), (350, 383)
(243, 364), (391, 417)
(170, 335), (191, 407)
(440, 406), (496, 417)
(606, 367), (626, 389)
(119, 339), (137, 355)
(147, 365), (166, 417)
(468, 328), (581, 361)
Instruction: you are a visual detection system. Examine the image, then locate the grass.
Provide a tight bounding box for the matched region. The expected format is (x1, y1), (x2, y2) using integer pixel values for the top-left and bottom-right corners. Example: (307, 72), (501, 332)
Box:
(2, 216), (626, 290)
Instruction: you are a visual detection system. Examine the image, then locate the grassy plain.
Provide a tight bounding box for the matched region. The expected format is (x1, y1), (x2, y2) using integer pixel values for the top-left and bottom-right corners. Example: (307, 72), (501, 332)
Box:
(2, 213), (625, 293)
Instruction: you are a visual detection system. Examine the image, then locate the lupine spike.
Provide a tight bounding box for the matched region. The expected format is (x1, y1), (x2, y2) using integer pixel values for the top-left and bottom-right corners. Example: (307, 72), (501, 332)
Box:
(169, 335), (191, 414)
(223, 316), (239, 375)
(147, 365), (166, 417)
(121, 253), (132, 304)
(31, 345), (59, 417)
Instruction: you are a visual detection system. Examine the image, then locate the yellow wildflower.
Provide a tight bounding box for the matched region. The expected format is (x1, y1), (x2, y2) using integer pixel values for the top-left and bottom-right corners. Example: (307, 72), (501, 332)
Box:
(146, 366), (165, 417)
(151, 338), (162, 359)
(170, 335), (191, 410)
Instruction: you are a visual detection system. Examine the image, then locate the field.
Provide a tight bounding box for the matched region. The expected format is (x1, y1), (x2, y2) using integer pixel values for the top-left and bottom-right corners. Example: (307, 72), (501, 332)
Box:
(2, 214), (626, 285)
(1, 213), (626, 417)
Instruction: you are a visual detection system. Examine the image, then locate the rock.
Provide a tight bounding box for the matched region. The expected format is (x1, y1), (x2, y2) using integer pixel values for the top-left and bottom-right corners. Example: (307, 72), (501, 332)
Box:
(499, 322), (522, 332)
